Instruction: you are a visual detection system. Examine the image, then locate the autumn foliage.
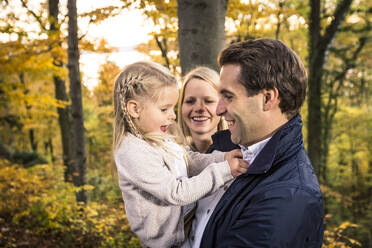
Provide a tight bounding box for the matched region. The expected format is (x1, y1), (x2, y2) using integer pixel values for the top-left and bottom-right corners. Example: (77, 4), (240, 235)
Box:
(0, 160), (140, 247)
(0, 0), (371, 247)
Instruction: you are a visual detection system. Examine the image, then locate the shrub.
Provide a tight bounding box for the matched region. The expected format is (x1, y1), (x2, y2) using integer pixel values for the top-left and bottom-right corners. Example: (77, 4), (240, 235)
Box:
(12, 151), (48, 167)
(0, 160), (140, 248)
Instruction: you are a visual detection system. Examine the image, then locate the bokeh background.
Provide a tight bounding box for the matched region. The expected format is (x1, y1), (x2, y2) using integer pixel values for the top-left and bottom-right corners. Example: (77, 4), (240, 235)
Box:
(0, 0), (371, 247)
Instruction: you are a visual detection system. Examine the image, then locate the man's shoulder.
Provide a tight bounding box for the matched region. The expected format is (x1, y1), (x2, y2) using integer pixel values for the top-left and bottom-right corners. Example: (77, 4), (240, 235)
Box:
(251, 152), (321, 199)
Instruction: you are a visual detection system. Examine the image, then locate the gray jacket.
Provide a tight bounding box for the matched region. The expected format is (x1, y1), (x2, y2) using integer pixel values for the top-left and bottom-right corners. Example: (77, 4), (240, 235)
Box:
(115, 133), (233, 247)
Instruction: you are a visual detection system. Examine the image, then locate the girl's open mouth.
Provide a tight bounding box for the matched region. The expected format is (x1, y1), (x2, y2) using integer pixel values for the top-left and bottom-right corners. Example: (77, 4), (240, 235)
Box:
(160, 126), (167, 132)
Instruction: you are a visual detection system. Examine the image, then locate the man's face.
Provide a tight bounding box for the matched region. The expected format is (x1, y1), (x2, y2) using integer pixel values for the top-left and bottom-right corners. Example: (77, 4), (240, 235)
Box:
(216, 64), (265, 147)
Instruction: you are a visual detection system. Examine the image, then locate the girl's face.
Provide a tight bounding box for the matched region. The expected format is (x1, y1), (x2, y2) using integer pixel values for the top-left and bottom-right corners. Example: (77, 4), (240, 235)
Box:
(136, 86), (178, 134)
(181, 78), (221, 138)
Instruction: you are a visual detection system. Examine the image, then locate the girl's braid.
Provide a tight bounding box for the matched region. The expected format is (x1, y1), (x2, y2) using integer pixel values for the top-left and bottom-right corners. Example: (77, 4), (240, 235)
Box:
(119, 74), (144, 139)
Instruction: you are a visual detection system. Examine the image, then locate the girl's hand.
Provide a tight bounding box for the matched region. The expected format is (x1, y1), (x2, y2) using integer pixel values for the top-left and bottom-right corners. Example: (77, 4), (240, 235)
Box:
(225, 149), (250, 178)
(224, 149), (243, 161)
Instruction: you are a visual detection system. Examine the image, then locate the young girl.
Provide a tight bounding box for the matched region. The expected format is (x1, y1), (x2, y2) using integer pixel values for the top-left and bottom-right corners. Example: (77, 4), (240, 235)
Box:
(112, 61), (247, 247)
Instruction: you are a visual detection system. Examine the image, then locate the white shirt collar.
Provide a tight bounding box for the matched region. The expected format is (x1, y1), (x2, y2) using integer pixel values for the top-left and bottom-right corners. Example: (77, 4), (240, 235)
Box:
(239, 136), (271, 164)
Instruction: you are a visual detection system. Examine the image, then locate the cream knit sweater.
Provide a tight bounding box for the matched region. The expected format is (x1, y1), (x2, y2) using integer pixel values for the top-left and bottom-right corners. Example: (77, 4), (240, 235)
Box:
(115, 133), (233, 248)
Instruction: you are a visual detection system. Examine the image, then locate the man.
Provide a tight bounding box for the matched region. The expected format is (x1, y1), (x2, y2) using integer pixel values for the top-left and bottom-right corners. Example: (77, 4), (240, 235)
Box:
(200, 39), (324, 247)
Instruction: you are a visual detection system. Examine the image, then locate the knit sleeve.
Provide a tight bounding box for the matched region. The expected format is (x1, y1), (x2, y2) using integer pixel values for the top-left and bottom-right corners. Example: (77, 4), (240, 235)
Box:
(115, 139), (233, 206)
(186, 149), (226, 176)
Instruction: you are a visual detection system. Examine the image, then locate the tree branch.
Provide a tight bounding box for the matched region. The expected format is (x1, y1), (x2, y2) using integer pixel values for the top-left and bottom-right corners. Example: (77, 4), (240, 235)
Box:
(19, 0), (47, 31)
(321, 0), (353, 49)
(154, 35), (171, 70)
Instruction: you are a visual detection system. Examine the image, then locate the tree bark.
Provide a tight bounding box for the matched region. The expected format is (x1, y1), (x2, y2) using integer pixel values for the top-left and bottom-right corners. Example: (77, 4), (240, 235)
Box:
(48, 0), (74, 182)
(307, 0), (353, 177)
(54, 76), (74, 180)
(177, 0), (228, 75)
(67, 0), (87, 204)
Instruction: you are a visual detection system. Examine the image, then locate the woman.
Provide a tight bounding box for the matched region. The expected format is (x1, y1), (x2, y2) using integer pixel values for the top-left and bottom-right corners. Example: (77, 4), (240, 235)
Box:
(177, 66), (237, 153)
(177, 66), (239, 248)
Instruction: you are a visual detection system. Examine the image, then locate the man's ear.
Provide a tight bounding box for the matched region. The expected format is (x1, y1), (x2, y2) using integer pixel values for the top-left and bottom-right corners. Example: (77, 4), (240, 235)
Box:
(126, 100), (141, 118)
(262, 88), (280, 111)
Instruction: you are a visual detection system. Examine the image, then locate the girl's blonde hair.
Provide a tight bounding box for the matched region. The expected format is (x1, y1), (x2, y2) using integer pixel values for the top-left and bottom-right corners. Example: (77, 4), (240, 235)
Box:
(113, 61), (178, 154)
(177, 66), (227, 150)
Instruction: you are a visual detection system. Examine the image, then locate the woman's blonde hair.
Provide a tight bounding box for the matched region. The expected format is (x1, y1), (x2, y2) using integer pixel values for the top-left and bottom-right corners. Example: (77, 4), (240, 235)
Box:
(177, 66), (227, 149)
(113, 61), (178, 155)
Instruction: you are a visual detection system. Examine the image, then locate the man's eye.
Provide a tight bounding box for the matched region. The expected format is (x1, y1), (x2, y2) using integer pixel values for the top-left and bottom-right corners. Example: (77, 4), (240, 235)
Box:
(224, 95), (232, 100)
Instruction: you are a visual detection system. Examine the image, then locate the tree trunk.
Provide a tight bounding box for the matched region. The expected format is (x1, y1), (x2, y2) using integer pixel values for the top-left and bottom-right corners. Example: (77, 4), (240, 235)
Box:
(275, 1), (284, 40)
(307, 0), (353, 177)
(320, 36), (366, 184)
(177, 0), (228, 75)
(49, 137), (55, 162)
(44, 137), (55, 162)
(29, 129), (37, 152)
(48, 0), (74, 182)
(18, 72), (38, 153)
(54, 76), (74, 180)
(67, 0), (87, 204)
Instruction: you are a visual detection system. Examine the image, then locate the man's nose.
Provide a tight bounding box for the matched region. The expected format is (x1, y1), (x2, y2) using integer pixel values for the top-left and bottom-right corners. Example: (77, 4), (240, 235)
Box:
(216, 99), (225, 116)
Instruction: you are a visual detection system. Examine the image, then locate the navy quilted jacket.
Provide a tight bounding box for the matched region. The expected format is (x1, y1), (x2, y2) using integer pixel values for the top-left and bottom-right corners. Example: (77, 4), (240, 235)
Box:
(200, 115), (324, 248)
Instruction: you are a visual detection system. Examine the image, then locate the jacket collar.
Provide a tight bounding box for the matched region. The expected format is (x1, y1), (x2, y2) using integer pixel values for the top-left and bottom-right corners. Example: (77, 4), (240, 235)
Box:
(243, 114), (304, 175)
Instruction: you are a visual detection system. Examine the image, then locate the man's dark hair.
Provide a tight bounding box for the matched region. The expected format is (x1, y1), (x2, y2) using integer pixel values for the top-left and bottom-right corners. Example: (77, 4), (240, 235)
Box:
(218, 38), (307, 119)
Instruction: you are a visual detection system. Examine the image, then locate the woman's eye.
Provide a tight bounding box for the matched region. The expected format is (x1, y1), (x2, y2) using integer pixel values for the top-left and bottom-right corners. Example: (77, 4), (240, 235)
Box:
(184, 99), (194, 104)
(205, 99), (215, 104)
(161, 108), (167, 112)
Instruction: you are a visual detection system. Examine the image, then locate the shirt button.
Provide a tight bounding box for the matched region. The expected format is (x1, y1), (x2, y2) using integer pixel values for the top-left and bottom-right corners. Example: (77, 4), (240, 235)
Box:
(207, 209), (210, 214)
(224, 185), (228, 191)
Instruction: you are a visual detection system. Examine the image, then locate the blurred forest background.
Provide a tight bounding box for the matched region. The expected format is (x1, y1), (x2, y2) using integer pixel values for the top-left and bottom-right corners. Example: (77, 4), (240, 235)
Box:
(0, 0), (371, 247)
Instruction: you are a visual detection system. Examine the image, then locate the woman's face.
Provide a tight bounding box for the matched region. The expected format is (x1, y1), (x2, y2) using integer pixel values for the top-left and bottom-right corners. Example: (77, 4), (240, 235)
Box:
(181, 78), (221, 138)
